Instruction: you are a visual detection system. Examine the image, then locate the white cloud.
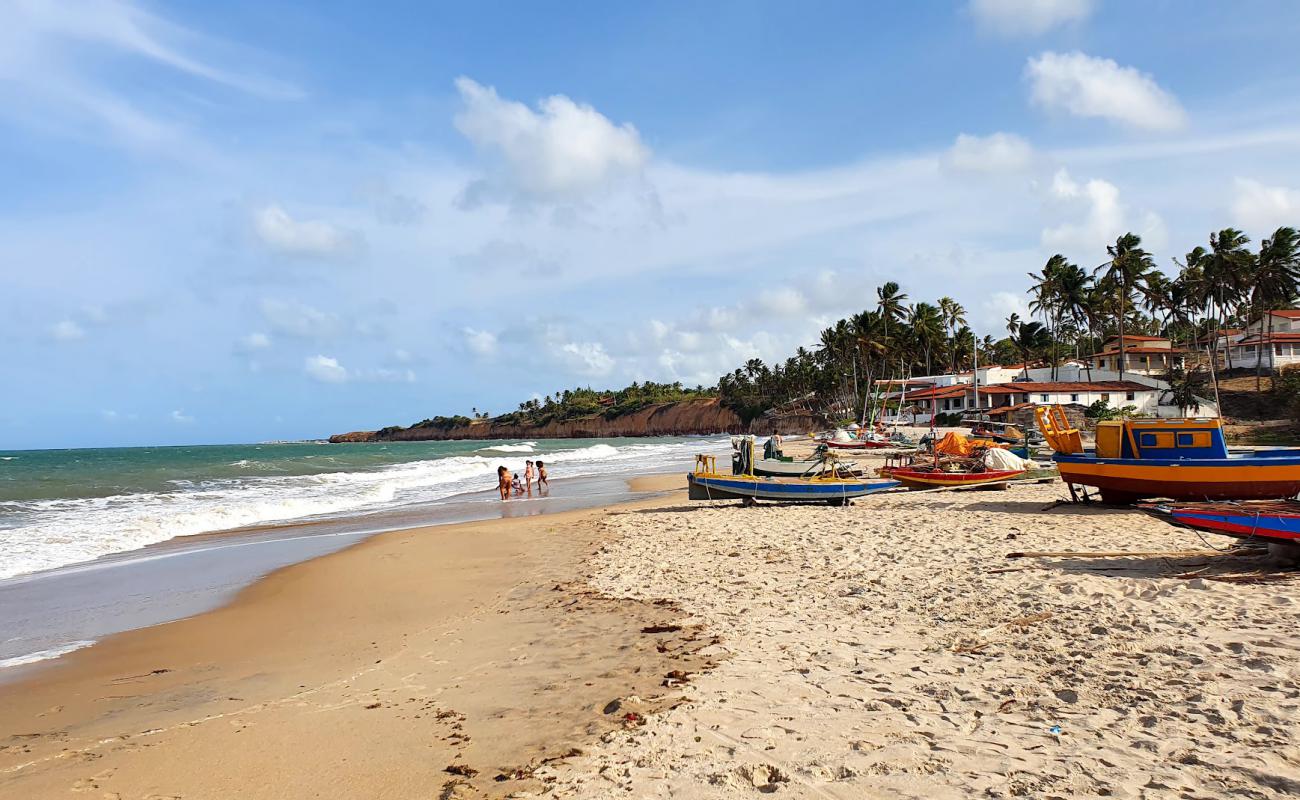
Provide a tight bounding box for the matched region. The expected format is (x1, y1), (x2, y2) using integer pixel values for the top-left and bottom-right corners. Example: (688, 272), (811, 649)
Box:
(1026, 51), (1186, 131)
(252, 205), (357, 259)
(462, 327), (499, 358)
(754, 287), (809, 317)
(970, 0), (1093, 36)
(1038, 169), (1168, 255)
(238, 332), (271, 351)
(453, 77), (651, 205)
(50, 319), (85, 341)
(944, 132), (1035, 173)
(559, 341), (615, 376)
(170, 409), (194, 424)
(1041, 168), (1123, 252)
(259, 299), (343, 339)
(984, 291), (1031, 330)
(372, 367), (416, 383)
(304, 354), (349, 383)
(1231, 178), (1300, 234)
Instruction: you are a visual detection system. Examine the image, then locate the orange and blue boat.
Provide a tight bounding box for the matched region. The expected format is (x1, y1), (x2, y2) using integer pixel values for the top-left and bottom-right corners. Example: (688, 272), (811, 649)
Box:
(1035, 405), (1300, 504)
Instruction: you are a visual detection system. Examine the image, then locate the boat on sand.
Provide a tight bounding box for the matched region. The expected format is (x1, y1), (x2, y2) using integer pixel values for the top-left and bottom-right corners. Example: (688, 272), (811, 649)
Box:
(1035, 405), (1300, 503)
(688, 454), (899, 506)
(1140, 500), (1300, 544)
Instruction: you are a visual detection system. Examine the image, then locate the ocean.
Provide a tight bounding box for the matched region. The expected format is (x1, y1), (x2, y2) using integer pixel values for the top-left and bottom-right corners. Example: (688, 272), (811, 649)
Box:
(0, 436), (727, 582)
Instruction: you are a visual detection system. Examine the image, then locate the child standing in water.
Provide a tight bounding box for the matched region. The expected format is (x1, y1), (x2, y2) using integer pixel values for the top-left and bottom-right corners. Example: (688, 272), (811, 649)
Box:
(536, 460), (548, 491)
(524, 460), (535, 492)
(497, 466), (511, 500)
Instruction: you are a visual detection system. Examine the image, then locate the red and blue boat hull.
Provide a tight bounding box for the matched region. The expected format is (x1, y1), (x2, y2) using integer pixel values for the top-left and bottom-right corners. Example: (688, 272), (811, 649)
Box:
(1142, 501), (1300, 543)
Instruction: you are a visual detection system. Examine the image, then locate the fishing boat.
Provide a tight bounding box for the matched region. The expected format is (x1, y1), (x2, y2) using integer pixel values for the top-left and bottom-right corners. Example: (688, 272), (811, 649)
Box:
(1036, 405), (1300, 504)
(879, 464), (1026, 490)
(1140, 500), (1300, 544)
(688, 454), (900, 506)
(824, 437), (894, 450)
(735, 436), (867, 477)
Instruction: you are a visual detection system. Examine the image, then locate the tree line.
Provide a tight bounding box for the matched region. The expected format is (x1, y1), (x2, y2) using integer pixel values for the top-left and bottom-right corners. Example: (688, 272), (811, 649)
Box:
(719, 227), (1300, 423)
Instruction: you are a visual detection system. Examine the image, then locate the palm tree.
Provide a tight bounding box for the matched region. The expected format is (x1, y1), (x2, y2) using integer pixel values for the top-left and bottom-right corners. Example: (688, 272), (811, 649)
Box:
(1054, 261), (1093, 380)
(907, 302), (944, 377)
(876, 282), (908, 338)
(1005, 312), (1021, 339)
(937, 297), (966, 373)
(1096, 233), (1156, 383)
(1012, 321), (1051, 380)
(1205, 228), (1254, 371)
(1251, 226), (1300, 390)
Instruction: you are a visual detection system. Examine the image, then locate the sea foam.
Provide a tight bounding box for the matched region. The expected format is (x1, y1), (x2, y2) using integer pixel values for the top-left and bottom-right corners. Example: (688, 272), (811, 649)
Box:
(0, 438), (726, 581)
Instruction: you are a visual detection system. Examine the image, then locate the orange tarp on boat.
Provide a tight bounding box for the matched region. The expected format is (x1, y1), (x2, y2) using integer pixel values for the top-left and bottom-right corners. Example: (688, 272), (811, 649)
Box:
(935, 432), (975, 456)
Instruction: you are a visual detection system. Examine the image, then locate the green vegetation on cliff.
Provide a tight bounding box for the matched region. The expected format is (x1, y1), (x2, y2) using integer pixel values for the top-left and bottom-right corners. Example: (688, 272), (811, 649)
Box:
(491, 382), (716, 428)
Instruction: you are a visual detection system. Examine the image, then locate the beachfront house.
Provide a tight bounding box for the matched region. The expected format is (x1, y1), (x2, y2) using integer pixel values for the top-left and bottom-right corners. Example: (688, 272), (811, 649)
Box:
(1089, 335), (1186, 377)
(1215, 310), (1300, 371)
(901, 381), (1163, 420)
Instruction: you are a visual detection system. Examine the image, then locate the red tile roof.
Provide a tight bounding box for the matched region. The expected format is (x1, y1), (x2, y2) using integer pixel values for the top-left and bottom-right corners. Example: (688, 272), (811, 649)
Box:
(1105, 334), (1168, 343)
(1093, 347), (1188, 356)
(1234, 333), (1300, 345)
(1269, 310), (1300, 318)
(1197, 329), (1242, 343)
(1003, 381), (1152, 392)
(905, 380), (1152, 400)
(986, 402), (1034, 417)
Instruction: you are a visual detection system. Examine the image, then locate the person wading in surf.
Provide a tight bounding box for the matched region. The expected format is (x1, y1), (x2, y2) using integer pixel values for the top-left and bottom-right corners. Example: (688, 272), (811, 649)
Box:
(497, 466), (512, 500)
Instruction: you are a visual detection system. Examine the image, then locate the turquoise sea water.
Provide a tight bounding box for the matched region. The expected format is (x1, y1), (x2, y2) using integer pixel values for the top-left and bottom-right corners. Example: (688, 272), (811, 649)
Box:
(0, 436), (726, 580)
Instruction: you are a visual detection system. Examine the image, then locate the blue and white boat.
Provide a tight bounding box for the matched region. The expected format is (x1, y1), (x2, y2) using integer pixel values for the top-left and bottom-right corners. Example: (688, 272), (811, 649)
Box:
(687, 453), (900, 505)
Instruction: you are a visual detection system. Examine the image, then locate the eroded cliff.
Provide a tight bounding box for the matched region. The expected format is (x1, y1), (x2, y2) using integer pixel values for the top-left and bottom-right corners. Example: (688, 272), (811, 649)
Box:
(329, 399), (824, 443)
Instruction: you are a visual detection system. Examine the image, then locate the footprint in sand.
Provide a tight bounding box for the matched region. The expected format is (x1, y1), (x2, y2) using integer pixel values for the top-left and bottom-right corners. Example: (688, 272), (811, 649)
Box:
(70, 768), (115, 793)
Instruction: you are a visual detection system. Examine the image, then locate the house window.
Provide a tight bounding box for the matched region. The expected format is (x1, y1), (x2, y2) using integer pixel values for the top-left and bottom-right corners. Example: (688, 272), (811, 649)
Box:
(1277, 345), (1285, 355)
(1070, 394), (1079, 402)
(1040, 394), (1049, 402)
(1142, 355), (1150, 364)
(1126, 392), (1135, 401)
(1101, 393), (1110, 402)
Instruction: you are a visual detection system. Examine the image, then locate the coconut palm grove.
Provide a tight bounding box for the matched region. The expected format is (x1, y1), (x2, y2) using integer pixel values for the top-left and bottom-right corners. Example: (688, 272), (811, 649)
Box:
(462, 227), (1300, 430)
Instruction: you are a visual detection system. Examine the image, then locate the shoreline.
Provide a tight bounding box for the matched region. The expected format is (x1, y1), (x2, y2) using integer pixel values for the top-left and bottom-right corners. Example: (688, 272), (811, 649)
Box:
(0, 473), (711, 798)
(0, 466), (706, 673)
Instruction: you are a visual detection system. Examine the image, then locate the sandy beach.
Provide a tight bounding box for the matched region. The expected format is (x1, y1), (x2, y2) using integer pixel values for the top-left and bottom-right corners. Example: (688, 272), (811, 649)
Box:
(4, 462), (1300, 799)
(0, 474), (710, 799)
(536, 478), (1300, 798)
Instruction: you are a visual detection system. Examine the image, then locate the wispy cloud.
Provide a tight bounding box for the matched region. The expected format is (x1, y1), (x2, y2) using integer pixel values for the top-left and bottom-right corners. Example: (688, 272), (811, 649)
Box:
(0, 0), (300, 151)
(970, 0), (1094, 36)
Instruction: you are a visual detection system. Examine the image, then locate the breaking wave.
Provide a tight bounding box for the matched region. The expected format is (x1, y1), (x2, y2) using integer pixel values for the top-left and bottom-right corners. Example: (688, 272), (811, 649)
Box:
(0, 438), (726, 581)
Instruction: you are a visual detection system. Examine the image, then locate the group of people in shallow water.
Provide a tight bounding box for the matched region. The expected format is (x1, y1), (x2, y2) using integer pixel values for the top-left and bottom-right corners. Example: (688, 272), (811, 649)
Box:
(497, 459), (548, 500)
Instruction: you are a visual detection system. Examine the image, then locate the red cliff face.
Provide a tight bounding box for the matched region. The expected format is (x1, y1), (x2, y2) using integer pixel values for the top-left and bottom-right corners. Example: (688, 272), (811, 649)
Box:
(328, 399), (825, 443)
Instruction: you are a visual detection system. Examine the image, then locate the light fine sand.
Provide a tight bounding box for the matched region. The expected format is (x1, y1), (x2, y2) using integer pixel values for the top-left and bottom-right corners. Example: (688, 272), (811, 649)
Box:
(540, 482), (1300, 799)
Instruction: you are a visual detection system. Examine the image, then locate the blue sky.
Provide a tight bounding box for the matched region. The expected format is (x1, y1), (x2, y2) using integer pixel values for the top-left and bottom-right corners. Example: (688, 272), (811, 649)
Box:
(5, 0), (1300, 449)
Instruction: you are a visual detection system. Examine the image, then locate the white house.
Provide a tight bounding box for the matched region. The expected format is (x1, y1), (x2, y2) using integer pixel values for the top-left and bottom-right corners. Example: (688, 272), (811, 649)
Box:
(1090, 335), (1186, 377)
(899, 380), (1167, 419)
(1216, 310), (1300, 371)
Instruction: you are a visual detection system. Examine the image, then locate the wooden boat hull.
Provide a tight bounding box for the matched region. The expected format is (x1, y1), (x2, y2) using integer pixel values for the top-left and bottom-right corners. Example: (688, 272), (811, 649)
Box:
(688, 473), (900, 504)
(1054, 454), (1300, 503)
(824, 439), (892, 450)
(1141, 501), (1300, 543)
(751, 458), (867, 478)
(879, 467), (1026, 490)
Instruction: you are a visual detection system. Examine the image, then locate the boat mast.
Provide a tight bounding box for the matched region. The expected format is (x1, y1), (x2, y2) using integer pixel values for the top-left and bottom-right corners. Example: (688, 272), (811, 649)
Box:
(972, 330), (981, 426)
(897, 360), (907, 428)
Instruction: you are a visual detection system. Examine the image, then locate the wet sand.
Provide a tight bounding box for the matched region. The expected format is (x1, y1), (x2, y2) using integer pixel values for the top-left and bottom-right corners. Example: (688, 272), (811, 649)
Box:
(0, 474), (713, 799)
